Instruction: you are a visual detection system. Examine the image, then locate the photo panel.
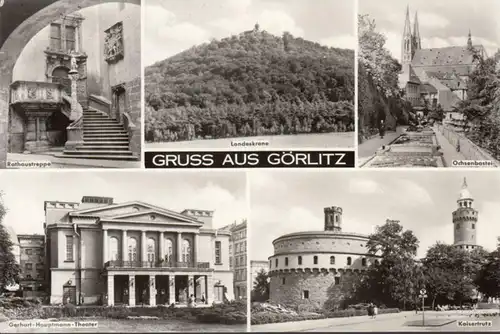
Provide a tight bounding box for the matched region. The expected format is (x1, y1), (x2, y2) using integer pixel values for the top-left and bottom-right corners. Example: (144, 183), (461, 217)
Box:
(143, 0), (356, 169)
(358, 0), (500, 169)
(249, 169), (500, 331)
(0, 0), (142, 169)
(0, 170), (248, 332)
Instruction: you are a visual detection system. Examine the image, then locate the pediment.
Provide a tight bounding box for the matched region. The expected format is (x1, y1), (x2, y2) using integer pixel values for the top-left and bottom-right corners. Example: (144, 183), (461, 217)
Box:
(69, 201), (199, 225)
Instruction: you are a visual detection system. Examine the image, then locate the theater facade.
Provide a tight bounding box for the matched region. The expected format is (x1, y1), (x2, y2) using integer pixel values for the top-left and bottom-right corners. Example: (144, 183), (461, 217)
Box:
(44, 196), (234, 306)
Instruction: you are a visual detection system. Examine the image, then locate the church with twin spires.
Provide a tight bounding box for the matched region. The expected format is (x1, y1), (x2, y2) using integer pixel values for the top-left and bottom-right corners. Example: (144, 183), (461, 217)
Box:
(398, 6), (486, 117)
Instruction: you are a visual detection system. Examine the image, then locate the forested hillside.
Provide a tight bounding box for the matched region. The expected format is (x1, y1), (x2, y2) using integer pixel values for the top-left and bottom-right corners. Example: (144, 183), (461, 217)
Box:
(144, 26), (354, 142)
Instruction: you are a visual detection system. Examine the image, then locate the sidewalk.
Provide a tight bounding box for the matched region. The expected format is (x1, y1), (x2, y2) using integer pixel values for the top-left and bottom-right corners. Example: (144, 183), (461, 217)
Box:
(432, 127), (466, 167)
(7, 153), (141, 169)
(358, 127), (405, 159)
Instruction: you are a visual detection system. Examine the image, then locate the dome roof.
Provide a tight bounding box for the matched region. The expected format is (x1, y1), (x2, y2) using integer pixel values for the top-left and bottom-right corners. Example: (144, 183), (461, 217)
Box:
(458, 177), (472, 200)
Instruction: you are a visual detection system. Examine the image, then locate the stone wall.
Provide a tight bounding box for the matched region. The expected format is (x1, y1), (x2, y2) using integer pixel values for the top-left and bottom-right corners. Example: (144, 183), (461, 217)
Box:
(274, 233), (370, 255)
(270, 271), (338, 309)
(125, 76), (141, 157)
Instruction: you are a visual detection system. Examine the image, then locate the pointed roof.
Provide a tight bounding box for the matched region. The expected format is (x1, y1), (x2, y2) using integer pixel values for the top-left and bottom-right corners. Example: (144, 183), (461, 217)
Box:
(403, 5), (412, 37)
(459, 177), (473, 200)
(413, 11), (421, 48)
(467, 29), (473, 49)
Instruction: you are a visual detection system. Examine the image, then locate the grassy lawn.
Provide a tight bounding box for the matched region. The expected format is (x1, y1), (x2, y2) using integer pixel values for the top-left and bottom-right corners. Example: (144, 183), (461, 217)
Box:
(0, 318), (246, 333)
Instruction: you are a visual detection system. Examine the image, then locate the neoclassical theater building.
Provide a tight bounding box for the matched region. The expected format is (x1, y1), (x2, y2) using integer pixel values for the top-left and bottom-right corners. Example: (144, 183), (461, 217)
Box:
(44, 196), (234, 306)
(268, 207), (381, 308)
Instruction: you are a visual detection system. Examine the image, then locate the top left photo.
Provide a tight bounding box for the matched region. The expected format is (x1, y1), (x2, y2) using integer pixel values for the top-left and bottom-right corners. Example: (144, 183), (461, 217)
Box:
(0, 0), (142, 169)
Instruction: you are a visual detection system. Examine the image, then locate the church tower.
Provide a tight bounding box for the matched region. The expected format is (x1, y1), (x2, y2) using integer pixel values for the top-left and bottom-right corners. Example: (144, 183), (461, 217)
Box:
(401, 5), (413, 65)
(324, 206), (342, 232)
(452, 178), (478, 251)
(467, 29), (473, 49)
(412, 12), (421, 51)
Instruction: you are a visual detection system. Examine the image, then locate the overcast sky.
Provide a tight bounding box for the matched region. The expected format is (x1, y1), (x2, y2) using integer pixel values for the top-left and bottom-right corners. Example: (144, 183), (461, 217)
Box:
(359, 0), (500, 62)
(1, 171), (247, 235)
(144, 0), (355, 66)
(250, 170), (500, 261)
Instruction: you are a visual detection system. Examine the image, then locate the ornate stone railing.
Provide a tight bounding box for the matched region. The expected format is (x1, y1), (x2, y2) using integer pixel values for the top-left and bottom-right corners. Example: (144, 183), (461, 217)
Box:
(64, 115), (84, 150)
(105, 260), (211, 269)
(88, 94), (111, 116)
(10, 81), (64, 107)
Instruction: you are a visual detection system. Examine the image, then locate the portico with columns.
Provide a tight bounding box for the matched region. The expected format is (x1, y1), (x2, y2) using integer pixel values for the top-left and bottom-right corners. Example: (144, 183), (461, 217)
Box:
(45, 197), (233, 306)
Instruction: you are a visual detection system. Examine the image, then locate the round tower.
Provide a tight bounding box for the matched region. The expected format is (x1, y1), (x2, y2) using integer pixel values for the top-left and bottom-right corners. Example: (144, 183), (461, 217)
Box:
(324, 206), (342, 232)
(452, 177), (478, 251)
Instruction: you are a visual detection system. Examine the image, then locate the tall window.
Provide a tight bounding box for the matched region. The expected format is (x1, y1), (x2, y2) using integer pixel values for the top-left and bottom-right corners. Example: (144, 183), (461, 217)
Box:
(65, 26), (76, 52)
(313, 256), (318, 265)
(362, 258), (367, 267)
(109, 237), (119, 261)
(330, 256), (335, 265)
(66, 236), (74, 261)
(347, 257), (352, 265)
(285, 257), (289, 266)
(147, 238), (155, 262)
(215, 241), (221, 264)
(298, 256), (302, 265)
(128, 237), (137, 262)
(50, 24), (62, 50)
(164, 239), (173, 262)
(182, 239), (191, 263)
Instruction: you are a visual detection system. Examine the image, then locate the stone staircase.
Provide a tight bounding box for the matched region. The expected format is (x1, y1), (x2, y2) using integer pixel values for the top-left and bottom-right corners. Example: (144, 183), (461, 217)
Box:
(62, 108), (137, 161)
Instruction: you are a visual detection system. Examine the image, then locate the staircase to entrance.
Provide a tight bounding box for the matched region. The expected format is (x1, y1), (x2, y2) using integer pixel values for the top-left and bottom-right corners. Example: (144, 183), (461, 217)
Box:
(62, 107), (137, 161)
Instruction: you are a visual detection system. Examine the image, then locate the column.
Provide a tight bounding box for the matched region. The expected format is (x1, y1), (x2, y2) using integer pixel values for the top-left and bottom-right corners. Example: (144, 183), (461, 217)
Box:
(103, 229), (108, 265)
(35, 118), (40, 141)
(168, 275), (175, 305)
(128, 275), (136, 306)
(75, 26), (80, 53)
(206, 275), (214, 305)
(193, 233), (199, 264)
(177, 233), (182, 263)
(149, 275), (156, 307)
(107, 275), (114, 306)
(141, 231), (147, 263)
(187, 275), (194, 300)
(159, 232), (165, 263)
(121, 230), (127, 263)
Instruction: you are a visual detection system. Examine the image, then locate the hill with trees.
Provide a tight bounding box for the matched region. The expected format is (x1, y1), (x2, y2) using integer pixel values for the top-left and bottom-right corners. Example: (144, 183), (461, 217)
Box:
(144, 25), (354, 142)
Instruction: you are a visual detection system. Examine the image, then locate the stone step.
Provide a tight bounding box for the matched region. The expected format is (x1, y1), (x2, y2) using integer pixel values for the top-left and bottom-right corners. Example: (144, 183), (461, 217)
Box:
(84, 134), (129, 138)
(82, 140), (130, 144)
(84, 130), (128, 134)
(83, 121), (120, 125)
(72, 145), (131, 151)
(61, 153), (138, 161)
(63, 150), (134, 156)
(83, 125), (124, 130)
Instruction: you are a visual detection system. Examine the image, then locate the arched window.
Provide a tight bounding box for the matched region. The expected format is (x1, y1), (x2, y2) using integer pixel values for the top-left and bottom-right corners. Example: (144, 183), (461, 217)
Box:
(147, 238), (155, 262)
(330, 256), (335, 265)
(109, 237), (119, 261)
(298, 256), (302, 265)
(335, 215), (339, 223)
(182, 239), (191, 263)
(313, 256), (318, 265)
(128, 237), (137, 262)
(362, 258), (367, 267)
(285, 257), (289, 266)
(164, 239), (173, 262)
(347, 257), (352, 265)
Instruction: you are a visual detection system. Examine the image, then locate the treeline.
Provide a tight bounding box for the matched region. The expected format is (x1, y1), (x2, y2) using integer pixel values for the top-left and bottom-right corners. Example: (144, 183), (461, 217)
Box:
(145, 100), (353, 142)
(144, 27), (354, 142)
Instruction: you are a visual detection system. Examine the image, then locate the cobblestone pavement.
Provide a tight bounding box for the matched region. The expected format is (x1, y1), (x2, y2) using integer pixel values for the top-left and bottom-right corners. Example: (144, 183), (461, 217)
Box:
(251, 311), (500, 332)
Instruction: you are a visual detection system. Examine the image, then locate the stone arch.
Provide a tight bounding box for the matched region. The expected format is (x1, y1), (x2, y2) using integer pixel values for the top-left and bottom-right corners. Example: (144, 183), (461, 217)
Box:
(0, 0), (140, 168)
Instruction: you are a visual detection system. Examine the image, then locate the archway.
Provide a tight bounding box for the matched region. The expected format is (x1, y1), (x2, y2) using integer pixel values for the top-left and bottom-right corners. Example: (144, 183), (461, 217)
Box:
(0, 0), (140, 167)
(51, 66), (71, 95)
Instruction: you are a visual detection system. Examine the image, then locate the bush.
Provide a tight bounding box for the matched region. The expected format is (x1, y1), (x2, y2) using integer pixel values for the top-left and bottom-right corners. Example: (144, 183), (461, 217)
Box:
(196, 301), (247, 325)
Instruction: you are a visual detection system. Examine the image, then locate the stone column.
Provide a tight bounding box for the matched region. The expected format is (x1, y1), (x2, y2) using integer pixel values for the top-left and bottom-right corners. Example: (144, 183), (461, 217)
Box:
(121, 230), (127, 263)
(141, 231), (147, 263)
(149, 275), (156, 307)
(128, 275), (136, 306)
(107, 275), (114, 306)
(159, 232), (165, 263)
(177, 233), (182, 263)
(168, 275), (175, 305)
(23, 117), (37, 153)
(103, 229), (108, 265)
(187, 275), (194, 299)
(206, 275), (214, 304)
(193, 233), (199, 264)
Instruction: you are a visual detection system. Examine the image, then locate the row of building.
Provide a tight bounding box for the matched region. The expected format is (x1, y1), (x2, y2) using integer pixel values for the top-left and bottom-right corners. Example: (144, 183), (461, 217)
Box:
(5, 196), (247, 306)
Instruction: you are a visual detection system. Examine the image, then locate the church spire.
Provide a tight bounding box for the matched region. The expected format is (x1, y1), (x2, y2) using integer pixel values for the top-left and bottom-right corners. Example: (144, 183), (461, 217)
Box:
(467, 29), (473, 49)
(402, 5), (413, 64)
(462, 177), (468, 189)
(413, 11), (421, 50)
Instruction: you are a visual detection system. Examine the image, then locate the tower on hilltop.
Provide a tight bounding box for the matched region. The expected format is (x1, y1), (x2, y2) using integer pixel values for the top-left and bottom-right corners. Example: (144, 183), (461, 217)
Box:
(452, 177), (479, 251)
(324, 206), (342, 232)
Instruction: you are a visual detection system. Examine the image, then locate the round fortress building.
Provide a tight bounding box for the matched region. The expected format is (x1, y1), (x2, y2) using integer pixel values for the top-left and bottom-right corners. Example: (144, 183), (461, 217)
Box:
(268, 206), (380, 308)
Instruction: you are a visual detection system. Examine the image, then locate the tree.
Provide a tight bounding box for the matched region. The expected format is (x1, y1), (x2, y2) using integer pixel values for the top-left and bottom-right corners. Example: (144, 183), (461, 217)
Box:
(476, 246), (500, 298)
(251, 269), (269, 302)
(0, 193), (20, 290)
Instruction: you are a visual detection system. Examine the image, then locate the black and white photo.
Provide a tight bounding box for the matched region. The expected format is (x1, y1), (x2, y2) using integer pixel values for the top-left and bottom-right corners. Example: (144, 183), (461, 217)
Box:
(0, 1), (142, 169)
(358, 0), (500, 168)
(250, 170), (500, 332)
(144, 0), (355, 150)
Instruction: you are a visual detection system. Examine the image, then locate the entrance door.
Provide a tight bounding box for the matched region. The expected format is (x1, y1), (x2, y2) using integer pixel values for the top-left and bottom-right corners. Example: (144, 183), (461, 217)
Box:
(214, 285), (224, 303)
(62, 285), (76, 305)
(52, 67), (71, 95)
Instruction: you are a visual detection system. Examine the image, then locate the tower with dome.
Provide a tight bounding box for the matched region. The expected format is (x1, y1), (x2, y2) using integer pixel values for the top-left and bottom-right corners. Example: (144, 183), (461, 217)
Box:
(452, 177), (479, 251)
